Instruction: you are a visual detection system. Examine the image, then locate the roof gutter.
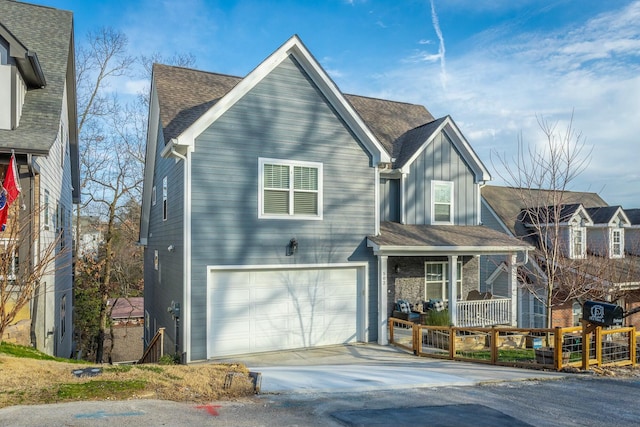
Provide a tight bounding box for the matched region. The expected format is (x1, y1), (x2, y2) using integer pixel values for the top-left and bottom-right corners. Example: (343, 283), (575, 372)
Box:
(26, 51), (46, 88)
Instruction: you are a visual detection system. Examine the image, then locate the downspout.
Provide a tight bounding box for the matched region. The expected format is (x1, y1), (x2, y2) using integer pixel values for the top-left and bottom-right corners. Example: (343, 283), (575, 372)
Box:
(167, 144), (190, 363)
(26, 154), (39, 348)
(374, 165), (380, 235)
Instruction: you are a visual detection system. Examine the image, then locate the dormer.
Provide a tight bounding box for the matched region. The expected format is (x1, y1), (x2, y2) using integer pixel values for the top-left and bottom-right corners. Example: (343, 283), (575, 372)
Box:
(520, 203), (593, 259)
(585, 206), (630, 259)
(0, 22), (46, 130)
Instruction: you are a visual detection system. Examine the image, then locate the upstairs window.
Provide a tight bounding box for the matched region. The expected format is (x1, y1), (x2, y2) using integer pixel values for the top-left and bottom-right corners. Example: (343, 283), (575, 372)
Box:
(611, 228), (623, 258)
(431, 181), (454, 224)
(570, 226), (586, 259)
(259, 158), (322, 219)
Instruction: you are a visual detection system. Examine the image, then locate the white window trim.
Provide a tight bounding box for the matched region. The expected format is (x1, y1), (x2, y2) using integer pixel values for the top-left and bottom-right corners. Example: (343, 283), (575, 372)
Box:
(424, 260), (462, 302)
(570, 226), (586, 259)
(430, 180), (454, 225)
(152, 185), (157, 206)
(43, 189), (50, 230)
(611, 228), (624, 258)
(258, 157), (323, 220)
(162, 176), (168, 221)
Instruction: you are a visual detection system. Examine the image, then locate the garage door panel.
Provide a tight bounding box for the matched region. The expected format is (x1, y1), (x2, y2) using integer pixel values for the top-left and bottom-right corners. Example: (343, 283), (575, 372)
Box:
(208, 266), (362, 358)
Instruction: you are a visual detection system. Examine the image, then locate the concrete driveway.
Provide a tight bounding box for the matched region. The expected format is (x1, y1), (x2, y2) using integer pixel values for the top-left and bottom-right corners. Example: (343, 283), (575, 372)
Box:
(212, 343), (568, 393)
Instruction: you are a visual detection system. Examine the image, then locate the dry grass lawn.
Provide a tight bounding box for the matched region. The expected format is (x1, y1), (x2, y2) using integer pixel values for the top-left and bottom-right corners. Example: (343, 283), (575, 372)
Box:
(0, 353), (255, 408)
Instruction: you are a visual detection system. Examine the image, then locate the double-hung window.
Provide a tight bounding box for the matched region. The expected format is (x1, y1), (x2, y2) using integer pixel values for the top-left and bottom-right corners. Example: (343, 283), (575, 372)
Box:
(259, 158), (322, 219)
(571, 226), (586, 259)
(425, 261), (462, 301)
(431, 181), (454, 224)
(611, 228), (623, 258)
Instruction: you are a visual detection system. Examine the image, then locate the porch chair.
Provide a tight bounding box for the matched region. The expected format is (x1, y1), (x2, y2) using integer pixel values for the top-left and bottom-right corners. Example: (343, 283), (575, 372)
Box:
(392, 299), (421, 323)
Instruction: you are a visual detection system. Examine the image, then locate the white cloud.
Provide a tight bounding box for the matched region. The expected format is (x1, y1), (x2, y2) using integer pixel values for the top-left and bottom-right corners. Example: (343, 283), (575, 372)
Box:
(376, 1), (640, 207)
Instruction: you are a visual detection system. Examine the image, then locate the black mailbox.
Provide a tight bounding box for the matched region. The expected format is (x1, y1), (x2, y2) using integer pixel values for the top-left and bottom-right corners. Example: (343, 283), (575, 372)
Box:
(582, 300), (623, 326)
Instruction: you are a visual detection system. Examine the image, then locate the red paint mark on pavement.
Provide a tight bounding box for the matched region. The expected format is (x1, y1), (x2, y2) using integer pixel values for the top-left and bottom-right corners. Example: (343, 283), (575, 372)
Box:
(195, 405), (221, 416)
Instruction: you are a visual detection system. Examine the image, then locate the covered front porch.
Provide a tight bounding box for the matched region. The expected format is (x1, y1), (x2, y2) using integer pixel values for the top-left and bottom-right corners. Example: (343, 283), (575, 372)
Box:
(368, 222), (533, 345)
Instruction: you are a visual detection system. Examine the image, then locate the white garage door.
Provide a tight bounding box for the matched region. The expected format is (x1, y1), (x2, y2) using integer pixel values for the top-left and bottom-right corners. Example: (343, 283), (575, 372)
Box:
(207, 265), (363, 358)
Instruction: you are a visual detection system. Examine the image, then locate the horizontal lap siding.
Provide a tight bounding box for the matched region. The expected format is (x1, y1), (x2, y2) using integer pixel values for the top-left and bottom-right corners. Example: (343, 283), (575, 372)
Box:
(189, 57), (377, 360)
(405, 131), (477, 225)
(479, 201), (509, 290)
(145, 119), (185, 353)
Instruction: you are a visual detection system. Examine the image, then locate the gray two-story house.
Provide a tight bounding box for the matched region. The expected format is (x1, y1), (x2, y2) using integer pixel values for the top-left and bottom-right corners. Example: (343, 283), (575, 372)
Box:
(140, 36), (530, 362)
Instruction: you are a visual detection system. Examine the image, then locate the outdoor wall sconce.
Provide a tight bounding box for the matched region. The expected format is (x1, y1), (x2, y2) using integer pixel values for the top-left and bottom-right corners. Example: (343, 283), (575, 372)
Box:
(167, 244), (175, 252)
(287, 238), (298, 256)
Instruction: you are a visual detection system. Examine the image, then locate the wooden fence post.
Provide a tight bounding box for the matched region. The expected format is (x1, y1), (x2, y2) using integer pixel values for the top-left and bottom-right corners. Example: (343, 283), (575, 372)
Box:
(491, 326), (498, 364)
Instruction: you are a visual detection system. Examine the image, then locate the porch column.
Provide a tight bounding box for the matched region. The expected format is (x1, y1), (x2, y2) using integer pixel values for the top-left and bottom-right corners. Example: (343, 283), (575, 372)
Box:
(448, 255), (458, 326)
(508, 253), (518, 326)
(378, 255), (388, 345)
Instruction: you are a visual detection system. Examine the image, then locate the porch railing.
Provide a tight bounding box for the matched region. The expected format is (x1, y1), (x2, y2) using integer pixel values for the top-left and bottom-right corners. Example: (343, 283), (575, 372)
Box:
(456, 298), (511, 327)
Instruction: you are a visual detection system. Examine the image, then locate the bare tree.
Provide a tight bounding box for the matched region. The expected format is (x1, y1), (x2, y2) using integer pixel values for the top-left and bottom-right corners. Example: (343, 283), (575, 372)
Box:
(75, 27), (195, 362)
(0, 207), (64, 343)
(493, 113), (592, 328)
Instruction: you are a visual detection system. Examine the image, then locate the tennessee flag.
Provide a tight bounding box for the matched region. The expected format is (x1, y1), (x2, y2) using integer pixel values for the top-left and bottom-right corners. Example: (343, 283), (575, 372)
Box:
(0, 154), (22, 232)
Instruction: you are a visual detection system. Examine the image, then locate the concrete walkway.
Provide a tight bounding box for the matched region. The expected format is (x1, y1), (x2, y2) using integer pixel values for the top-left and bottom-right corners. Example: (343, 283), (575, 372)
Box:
(213, 343), (569, 393)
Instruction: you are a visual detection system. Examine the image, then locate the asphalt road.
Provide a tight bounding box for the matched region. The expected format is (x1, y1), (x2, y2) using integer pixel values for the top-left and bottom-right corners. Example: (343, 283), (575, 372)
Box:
(1, 376), (639, 426)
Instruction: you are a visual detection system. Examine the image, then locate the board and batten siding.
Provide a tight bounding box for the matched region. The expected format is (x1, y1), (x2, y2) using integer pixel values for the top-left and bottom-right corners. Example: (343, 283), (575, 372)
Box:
(187, 56), (378, 360)
(404, 131), (478, 226)
(144, 118), (185, 354)
(379, 177), (400, 222)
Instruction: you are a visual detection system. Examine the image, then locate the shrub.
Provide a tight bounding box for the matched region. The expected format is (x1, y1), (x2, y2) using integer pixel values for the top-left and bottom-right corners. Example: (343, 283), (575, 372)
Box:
(423, 309), (450, 326)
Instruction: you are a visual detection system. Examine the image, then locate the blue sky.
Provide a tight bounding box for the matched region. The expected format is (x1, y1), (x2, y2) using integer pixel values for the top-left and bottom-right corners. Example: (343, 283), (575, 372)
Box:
(32, 0), (640, 207)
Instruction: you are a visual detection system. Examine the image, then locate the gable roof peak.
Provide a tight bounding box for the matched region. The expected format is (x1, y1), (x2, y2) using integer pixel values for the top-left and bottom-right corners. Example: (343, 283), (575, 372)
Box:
(163, 34), (390, 163)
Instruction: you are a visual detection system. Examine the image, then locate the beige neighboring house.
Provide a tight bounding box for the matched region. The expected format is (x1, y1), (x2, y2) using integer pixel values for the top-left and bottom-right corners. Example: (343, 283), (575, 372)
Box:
(104, 297), (144, 363)
(0, 1), (79, 357)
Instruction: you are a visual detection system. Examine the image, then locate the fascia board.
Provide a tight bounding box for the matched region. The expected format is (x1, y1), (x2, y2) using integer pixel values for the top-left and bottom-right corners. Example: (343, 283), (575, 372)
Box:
(174, 35), (389, 164)
(615, 207), (632, 226)
(481, 198), (514, 236)
(442, 120), (491, 182)
(139, 81), (160, 245)
(571, 207), (594, 226)
(399, 121), (444, 174)
(287, 41), (389, 164)
(486, 261), (508, 285)
(399, 117), (492, 183)
(372, 245), (533, 256)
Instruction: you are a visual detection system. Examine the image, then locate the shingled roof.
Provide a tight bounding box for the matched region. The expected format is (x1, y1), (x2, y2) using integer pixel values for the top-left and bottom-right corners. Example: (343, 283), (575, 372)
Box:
(625, 208), (640, 225)
(584, 206), (630, 225)
(0, 0), (75, 154)
(368, 221), (532, 254)
(482, 185), (608, 240)
(152, 62), (437, 161)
